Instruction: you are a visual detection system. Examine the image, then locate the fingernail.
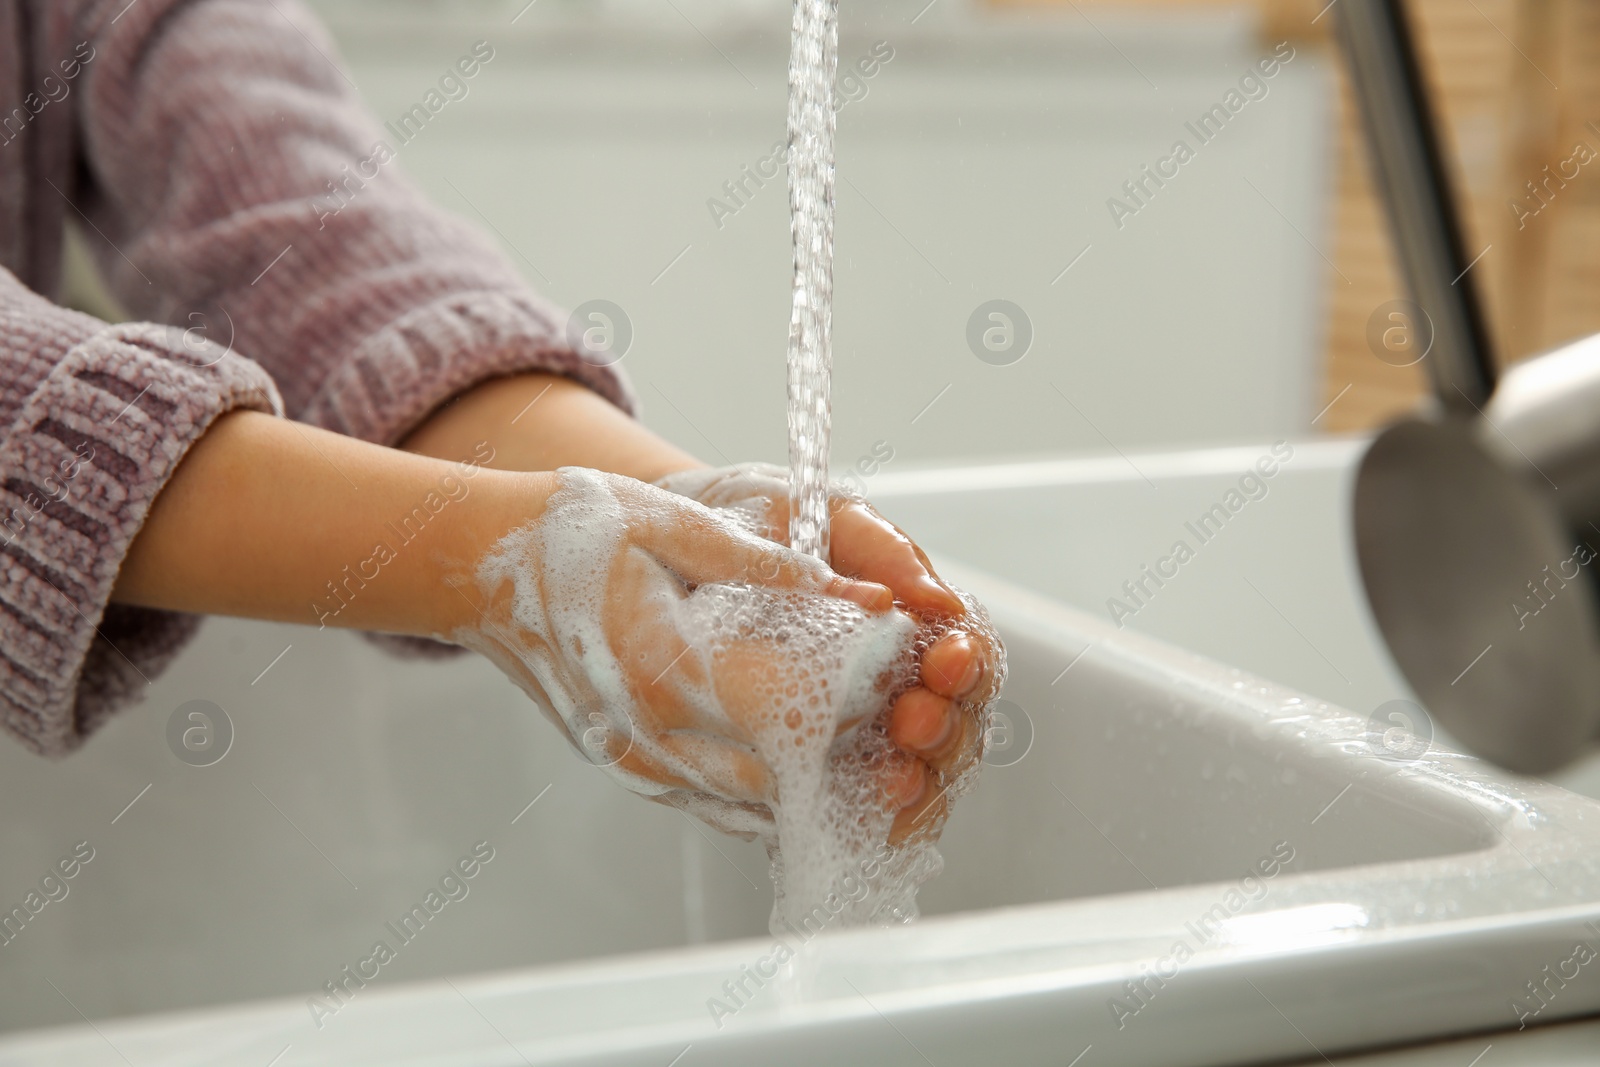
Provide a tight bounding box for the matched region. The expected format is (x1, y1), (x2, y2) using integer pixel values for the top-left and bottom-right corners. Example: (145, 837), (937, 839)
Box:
(952, 640), (983, 698)
(898, 694), (954, 751)
(844, 580), (893, 612)
(924, 705), (957, 751)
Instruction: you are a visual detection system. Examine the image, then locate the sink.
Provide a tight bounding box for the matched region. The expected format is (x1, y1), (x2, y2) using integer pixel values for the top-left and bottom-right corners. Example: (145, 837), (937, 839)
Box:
(4, 556), (1599, 1066)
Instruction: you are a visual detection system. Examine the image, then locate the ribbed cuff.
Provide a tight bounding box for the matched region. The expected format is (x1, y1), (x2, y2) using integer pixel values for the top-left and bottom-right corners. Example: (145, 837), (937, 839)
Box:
(299, 289), (638, 447)
(0, 322), (282, 755)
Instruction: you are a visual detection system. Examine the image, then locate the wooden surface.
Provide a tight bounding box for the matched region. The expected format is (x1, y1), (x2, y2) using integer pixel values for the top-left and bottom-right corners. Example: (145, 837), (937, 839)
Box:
(992, 0), (1600, 433)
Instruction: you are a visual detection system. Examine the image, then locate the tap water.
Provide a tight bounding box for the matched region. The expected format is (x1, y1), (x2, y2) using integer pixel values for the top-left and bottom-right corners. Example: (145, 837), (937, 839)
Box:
(785, 0), (838, 562)
(461, 0), (1004, 944)
(751, 0), (1005, 935)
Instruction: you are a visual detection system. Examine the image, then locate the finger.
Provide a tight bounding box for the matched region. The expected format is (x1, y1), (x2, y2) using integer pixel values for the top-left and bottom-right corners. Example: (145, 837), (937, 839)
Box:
(611, 745), (698, 794)
(608, 546), (722, 733)
(888, 765), (945, 845)
(648, 790), (774, 842)
(828, 501), (964, 616)
(608, 609), (778, 804)
(920, 633), (985, 699)
(880, 749), (927, 811)
(650, 733), (773, 806)
(887, 687), (957, 755)
(640, 498), (892, 611)
(926, 704), (983, 779)
(661, 465), (786, 516)
(890, 686), (982, 777)
(701, 638), (801, 746)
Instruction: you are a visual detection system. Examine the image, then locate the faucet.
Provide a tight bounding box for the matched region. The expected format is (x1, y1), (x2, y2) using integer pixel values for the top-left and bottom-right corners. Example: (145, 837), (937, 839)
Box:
(1337, 0), (1600, 774)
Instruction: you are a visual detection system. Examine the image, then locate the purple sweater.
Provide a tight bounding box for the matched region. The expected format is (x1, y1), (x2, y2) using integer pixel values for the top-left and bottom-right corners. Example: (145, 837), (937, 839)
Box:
(0, 0), (634, 756)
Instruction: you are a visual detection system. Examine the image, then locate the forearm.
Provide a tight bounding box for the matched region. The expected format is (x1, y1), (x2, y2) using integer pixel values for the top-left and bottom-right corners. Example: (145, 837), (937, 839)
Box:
(111, 411), (552, 638)
(401, 373), (704, 483)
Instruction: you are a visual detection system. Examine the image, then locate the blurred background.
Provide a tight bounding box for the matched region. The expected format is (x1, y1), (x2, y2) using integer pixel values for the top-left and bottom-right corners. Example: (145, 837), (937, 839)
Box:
(292, 0), (1331, 464)
(279, 0), (1600, 460)
(14, 0), (1600, 1041)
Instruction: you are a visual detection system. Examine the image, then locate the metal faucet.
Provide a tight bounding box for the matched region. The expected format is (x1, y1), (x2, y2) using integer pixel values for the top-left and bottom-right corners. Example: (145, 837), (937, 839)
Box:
(1338, 0), (1600, 774)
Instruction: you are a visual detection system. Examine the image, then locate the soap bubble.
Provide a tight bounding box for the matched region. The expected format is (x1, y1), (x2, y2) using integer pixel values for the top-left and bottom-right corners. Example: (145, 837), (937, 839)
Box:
(1365, 699), (1432, 761)
(166, 700), (234, 767)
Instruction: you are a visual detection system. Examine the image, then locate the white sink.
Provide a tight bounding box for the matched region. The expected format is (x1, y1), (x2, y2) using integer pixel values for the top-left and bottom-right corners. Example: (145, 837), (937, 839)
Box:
(4, 556), (1600, 1065)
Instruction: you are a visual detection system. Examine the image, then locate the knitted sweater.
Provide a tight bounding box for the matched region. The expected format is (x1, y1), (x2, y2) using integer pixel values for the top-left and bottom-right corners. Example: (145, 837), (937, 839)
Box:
(0, 0), (635, 756)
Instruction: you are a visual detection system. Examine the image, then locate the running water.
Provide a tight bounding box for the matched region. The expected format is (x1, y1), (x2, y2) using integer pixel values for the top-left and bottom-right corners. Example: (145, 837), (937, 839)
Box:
(785, 0), (838, 560)
(460, 0), (1005, 942)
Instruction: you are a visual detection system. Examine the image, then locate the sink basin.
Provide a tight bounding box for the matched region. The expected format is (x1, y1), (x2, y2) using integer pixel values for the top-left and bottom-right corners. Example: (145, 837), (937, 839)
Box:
(4, 558), (1599, 1066)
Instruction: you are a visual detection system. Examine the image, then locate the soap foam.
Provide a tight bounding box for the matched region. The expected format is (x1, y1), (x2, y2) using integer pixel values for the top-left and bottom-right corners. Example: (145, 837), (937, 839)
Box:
(460, 468), (1005, 933)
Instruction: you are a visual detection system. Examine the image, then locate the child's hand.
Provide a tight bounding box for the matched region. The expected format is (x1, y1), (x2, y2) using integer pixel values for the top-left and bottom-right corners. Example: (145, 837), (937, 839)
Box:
(458, 467), (940, 837)
(403, 376), (999, 843)
(653, 464), (1003, 843)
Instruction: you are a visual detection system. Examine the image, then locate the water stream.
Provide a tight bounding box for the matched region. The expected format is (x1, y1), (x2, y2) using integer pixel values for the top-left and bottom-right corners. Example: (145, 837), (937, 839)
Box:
(785, 0), (839, 560)
(757, 0), (996, 935)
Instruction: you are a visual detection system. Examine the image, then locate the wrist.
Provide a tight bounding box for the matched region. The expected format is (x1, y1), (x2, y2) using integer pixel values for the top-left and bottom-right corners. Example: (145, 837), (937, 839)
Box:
(426, 465), (559, 638)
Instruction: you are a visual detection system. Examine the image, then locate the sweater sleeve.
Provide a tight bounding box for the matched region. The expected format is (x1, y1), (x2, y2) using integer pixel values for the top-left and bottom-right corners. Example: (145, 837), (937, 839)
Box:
(68, 0), (636, 443)
(0, 267), (282, 756)
(52, 0), (639, 669)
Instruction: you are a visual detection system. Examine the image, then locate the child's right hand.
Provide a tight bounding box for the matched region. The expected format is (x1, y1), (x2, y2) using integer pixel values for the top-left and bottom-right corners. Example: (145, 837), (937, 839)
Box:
(653, 463), (1004, 843)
